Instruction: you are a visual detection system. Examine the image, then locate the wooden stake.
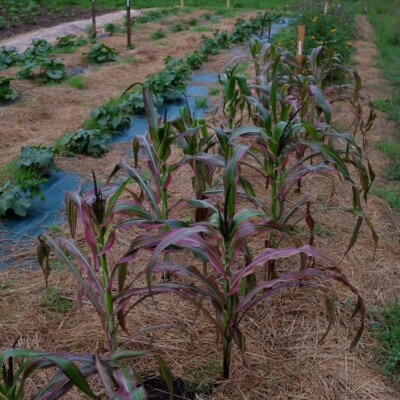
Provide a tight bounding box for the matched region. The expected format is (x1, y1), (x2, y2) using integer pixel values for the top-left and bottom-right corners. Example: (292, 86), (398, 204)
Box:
(296, 24), (305, 64)
(91, 0), (96, 39)
(227, 0), (230, 8)
(181, 0), (184, 7)
(126, 0), (132, 48)
(324, 1), (329, 14)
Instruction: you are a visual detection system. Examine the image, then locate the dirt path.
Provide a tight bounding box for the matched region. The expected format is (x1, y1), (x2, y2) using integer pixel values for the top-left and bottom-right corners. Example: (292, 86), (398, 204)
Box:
(0, 10), (138, 51)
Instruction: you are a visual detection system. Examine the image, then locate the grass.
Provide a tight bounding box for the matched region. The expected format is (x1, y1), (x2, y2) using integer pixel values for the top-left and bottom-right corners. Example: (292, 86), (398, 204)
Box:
(370, 301), (400, 382)
(191, 25), (212, 32)
(67, 75), (86, 90)
(41, 0), (292, 11)
(40, 286), (74, 313)
(371, 186), (400, 210)
(364, 0), (400, 211)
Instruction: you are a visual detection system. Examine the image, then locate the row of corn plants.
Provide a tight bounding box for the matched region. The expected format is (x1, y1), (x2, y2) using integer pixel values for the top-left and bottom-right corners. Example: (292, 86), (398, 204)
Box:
(0, 18), (378, 397)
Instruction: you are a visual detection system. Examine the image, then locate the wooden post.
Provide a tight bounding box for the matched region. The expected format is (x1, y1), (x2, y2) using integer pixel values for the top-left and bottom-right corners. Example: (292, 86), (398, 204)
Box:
(181, 0), (184, 7)
(227, 0), (230, 8)
(296, 24), (305, 65)
(127, 0), (132, 48)
(91, 0), (96, 39)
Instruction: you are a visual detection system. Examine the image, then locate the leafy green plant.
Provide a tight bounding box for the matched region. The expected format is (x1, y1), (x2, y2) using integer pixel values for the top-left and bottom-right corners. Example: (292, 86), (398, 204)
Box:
(0, 47), (20, 70)
(104, 22), (120, 36)
(17, 145), (55, 173)
(0, 77), (20, 103)
(188, 18), (199, 26)
(87, 43), (119, 64)
(185, 50), (206, 70)
(0, 182), (33, 217)
(59, 129), (111, 157)
(54, 34), (87, 54)
(22, 39), (52, 61)
(150, 29), (166, 40)
(16, 56), (65, 82)
(171, 23), (185, 32)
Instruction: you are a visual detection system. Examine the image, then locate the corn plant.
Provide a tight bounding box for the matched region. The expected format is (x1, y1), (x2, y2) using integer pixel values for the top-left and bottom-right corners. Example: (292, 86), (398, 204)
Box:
(171, 106), (223, 223)
(219, 42), (377, 279)
(114, 148), (366, 379)
(0, 348), (170, 399)
(14, 174), (173, 398)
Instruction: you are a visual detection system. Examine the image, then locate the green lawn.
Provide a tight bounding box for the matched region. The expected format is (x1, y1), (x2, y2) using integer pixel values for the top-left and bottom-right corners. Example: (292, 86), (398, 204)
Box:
(47, 0), (291, 10)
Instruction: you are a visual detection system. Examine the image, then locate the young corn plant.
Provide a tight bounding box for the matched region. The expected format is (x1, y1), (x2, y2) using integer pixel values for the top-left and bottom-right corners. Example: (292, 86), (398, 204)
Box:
(222, 41), (377, 278)
(171, 105), (224, 223)
(114, 146), (366, 379)
(11, 173), (173, 399)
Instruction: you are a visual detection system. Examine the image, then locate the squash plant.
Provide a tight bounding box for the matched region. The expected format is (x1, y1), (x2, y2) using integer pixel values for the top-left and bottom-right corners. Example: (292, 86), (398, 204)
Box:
(0, 77), (19, 103)
(0, 47), (20, 70)
(87, 43), (119, 64)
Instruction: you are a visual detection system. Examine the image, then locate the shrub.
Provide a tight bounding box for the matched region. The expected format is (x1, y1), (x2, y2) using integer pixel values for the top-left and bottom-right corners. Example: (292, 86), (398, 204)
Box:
(87, 43), (118, 64)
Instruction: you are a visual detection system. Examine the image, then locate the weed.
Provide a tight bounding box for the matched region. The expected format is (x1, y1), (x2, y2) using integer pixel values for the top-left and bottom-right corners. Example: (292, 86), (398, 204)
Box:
(192, 25), (212, 33)
(208, 87), (219, 96)
(0, 280), (11, 290)
(150, 29), (166, 40)
(370, 301), (400, 382)
(194, 96), (208, 109)
(123, 55), (139, 64)
(171, 23), (185, 32)
(40, 286), (74, 313)
(67, 75), (86, 90)
(371, 186), (400, 209)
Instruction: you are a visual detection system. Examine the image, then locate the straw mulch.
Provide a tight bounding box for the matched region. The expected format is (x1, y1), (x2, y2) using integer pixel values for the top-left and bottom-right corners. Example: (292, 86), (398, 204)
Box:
(1, 14), (400, 400)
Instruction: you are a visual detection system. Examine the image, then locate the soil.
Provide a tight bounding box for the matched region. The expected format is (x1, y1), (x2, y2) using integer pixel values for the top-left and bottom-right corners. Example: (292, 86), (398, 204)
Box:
(0, 6), (115, 41)
(0, 12), (400, 400)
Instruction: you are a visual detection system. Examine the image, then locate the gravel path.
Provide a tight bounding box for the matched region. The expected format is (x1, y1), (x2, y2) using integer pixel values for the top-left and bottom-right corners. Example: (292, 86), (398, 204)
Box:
(0, 10), (141, 51)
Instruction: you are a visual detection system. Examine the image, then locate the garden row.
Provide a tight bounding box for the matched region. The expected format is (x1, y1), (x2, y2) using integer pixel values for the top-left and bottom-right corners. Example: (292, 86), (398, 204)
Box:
(0, 7), (197, 101)
(0, 9), (380, 397)
(0, 13), (267, 218)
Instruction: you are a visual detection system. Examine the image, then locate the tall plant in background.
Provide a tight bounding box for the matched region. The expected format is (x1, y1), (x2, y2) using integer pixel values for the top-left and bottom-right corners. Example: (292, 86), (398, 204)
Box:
(225, 40), (377, 278)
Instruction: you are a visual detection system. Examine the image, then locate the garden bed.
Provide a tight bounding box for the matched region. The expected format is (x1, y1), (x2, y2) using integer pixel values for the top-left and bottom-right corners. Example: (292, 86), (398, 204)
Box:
(0, 5), (400, 400)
